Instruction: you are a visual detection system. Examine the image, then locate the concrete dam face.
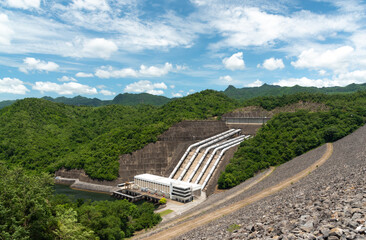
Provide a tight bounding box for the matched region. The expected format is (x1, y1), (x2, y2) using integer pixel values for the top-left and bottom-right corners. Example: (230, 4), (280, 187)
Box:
(119, 120), (260, 198)
(56, 120), (262, 195)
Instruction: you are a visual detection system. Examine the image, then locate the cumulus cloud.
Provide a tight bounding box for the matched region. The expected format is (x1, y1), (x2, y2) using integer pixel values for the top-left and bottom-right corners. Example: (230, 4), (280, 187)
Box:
(0, 14), (14, 45)
(19, 57), (59, 73)
(100, 89), (116, 96)
(0, 77), (29, 94)
(4, 0), (40, 9)
(58, 76), (77, 82)
(219, 75), (233, 83)
(33, 81), (97, 95)
(172, 92), (183, 97)
(291, 46), (354, 71)
(95, 63), (175, 79)
(223, 52), (245, 71)
(81, 38), (118, 59)
(76, 72), (94, 78)
(124, 80), (167, 95)
(247, 80), (263, 87)
(274, 70), (366, 88)
(258, 58), (284, 70)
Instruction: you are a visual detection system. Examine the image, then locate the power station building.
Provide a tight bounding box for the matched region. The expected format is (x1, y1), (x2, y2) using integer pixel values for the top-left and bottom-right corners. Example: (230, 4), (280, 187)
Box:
(133, 173), (202, 203)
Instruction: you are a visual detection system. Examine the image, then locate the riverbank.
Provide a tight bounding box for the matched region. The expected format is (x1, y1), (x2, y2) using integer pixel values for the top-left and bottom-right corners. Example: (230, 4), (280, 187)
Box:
(55, 177), (119, 194)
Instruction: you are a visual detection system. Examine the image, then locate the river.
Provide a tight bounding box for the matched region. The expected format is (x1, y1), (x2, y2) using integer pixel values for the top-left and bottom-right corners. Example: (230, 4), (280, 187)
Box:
(53, 184), (115, 201)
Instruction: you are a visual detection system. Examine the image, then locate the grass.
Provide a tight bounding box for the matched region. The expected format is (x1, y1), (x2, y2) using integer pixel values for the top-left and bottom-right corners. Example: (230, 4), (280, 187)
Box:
(227, 224), (240, 232)
(159, 209), (174, 217)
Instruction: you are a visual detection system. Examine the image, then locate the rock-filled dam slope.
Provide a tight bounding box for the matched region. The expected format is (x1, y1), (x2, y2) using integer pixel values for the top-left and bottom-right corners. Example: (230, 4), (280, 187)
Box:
(179, 124), (366, 240)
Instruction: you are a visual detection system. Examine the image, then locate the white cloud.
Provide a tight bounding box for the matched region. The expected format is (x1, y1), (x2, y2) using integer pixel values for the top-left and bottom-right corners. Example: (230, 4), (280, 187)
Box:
(139, 63), (173, 77)
(80, 38), (118, 59)
(71, 0), (110, 11)
(319, 70), (327, 76)
(95, 63), (175, 79)
(4, 0), (40, 9)
(247, 79), (263, 87)
(258, 58), (284, 70)
(58, 76), (77, 82)
(100, 89), (116, 96)
(123, 80), (167, 95)
(187, 89), (195, 95)
(0, 77), (29, 94)
(219, 75), (233, 83)
(223, 52), (245, 71)
(274, 70), (366, 88)
(19, 57), (59, 73)
(95, 66), (137, 78)
(172, 92), (183, 97)
(76, 72), (94, 78)
(170, 85), (175, 89)
(291, 46), (354, 71)
(33, 81), (97, 95)
(0, 14), (14, 45)
(196, 4), (359, 50)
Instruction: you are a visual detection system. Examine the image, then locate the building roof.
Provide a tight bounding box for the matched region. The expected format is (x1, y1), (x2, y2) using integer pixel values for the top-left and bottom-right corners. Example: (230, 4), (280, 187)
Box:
(134, 173), (202, 191)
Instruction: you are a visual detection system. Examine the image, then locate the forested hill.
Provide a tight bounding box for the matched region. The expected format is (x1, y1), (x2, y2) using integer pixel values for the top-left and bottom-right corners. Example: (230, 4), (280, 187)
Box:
(0, 92), (172, 109)
(223, 83), (366, 101)
(219, 91), (366, 189)
(0, 90), (238, 180)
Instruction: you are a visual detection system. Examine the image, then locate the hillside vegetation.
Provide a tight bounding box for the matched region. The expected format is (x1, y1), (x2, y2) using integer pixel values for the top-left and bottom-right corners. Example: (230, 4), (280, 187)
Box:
(0, 90), (238, 180)
(218, 91), (366, 188)
(223, 83), (366, 101)
(0, 93), (171, 109)
(0, 164), (161, 239)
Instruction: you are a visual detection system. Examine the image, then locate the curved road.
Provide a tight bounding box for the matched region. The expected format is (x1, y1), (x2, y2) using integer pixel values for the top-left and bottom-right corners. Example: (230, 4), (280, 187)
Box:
(138, 143), (333, 240)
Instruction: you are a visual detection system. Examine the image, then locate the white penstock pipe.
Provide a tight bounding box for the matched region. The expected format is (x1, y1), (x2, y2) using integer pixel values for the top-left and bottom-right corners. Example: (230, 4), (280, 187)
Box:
(169, 129), (236, 178)
(194, 135), (248, 184)
(187, 134), (246, 182)
(201, 137), (249, 189)
(177, 129), (241, 181)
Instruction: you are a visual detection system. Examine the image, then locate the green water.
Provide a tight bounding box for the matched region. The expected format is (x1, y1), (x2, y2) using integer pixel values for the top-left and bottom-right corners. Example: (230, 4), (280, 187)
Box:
(54, 184), (115, 202)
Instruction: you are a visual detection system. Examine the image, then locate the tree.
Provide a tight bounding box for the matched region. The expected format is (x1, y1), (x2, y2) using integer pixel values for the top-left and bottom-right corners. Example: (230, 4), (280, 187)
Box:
(159, 197), (167, 205)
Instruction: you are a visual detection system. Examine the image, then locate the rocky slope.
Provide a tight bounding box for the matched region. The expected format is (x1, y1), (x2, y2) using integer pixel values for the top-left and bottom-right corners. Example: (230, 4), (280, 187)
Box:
(178, 124), (366, 240)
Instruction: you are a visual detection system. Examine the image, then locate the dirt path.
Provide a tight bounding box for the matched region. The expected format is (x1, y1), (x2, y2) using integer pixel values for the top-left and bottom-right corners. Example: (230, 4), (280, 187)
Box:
(140, 143), (333, 240)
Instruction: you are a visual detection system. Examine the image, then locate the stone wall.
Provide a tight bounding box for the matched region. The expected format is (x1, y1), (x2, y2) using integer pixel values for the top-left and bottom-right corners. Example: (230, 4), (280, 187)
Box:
(227, 123), (262, 135)
(56, 120), (229, 185)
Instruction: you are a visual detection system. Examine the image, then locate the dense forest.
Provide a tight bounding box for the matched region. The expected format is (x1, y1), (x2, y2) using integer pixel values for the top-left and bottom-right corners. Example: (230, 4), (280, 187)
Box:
(218, 91), (366, 188)
(0, 90), (238, 180)
(223, 83), (366, 101)
(0, 92), (171, 109)
(0, 163), (161, 239)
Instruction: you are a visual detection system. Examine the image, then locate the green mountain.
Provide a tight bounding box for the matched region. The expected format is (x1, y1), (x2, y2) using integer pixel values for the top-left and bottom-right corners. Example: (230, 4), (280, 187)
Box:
(0, 90), (238, 180)
(0, 100), (16, 109)
(0, 93), (172, 109)
(223, 83), (366, 101)
(42, 95), (105, 106)
(112, 92), (171, 106)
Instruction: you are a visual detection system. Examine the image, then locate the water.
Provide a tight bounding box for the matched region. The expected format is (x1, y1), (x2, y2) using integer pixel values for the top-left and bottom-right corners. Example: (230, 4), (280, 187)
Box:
(53, 184), (115, 202)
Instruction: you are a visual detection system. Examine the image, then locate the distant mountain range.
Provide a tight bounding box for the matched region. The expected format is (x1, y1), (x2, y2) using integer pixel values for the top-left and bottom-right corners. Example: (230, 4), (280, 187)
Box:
(223, 83), (366, 101)
(0, 93), (172, 109)
(2, 83), (366, 109)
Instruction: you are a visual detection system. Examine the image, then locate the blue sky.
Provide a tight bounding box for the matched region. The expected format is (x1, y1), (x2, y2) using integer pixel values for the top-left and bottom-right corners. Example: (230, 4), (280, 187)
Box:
(1, 0), (366, 100)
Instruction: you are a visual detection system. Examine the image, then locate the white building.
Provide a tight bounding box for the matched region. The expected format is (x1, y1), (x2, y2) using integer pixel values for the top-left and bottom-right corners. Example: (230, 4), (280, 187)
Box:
(134, 173), (202, 203)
